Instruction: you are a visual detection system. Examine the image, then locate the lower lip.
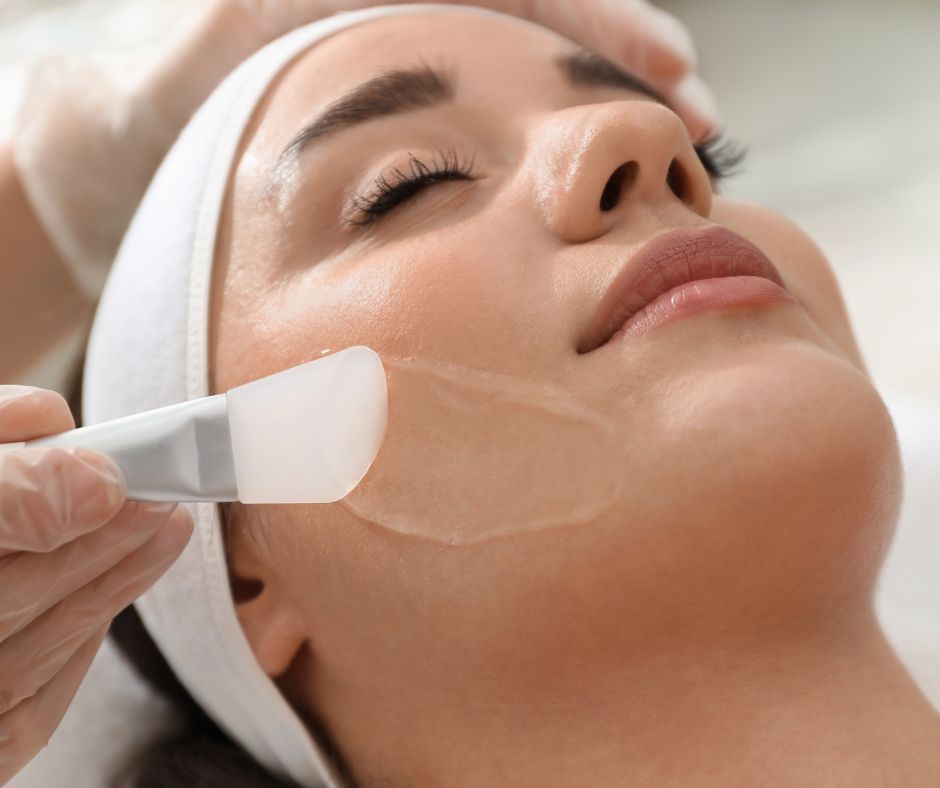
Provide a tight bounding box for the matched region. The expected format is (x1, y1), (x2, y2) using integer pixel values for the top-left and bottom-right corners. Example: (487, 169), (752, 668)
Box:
(610, 275), (798, 344)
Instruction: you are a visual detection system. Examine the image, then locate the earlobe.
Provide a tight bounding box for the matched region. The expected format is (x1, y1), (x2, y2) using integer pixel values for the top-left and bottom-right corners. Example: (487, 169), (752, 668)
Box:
(225, 509), (307, 678)
(235, 592), (307, 678)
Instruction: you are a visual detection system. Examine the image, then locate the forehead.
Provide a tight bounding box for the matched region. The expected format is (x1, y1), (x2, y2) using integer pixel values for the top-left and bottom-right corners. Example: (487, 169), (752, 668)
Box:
(241, 11), (570, 164)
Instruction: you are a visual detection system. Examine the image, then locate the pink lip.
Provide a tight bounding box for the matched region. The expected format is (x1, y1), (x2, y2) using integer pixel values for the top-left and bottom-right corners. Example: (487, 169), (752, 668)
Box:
(578, 225), (795, 353)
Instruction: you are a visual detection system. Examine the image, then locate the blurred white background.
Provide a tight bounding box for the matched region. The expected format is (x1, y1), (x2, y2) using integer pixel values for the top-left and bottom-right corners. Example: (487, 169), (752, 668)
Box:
(1, 0), (938, 403)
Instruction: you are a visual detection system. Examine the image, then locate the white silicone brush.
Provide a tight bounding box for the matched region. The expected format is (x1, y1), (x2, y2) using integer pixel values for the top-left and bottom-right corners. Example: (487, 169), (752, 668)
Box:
(0, 346), (388, 504)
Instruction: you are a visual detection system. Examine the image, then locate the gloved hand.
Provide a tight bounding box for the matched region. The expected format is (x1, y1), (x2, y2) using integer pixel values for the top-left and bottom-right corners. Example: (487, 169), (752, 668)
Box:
(240, 0), (716, 135)
(11, 0), (716, 302)
(0, 386), (193, 785)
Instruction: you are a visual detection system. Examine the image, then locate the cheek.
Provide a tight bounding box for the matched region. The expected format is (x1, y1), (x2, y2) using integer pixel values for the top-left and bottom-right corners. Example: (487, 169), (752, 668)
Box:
(632, 341), (900, 608)
(229, 217), (553, 378)
(341, 222), (548, 366)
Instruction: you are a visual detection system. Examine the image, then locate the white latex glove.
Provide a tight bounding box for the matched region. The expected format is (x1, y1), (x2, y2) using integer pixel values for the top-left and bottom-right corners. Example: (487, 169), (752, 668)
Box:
(242, 0), (717, 132)
(11, 0), (716, 301)
(0, 386), (193, 785)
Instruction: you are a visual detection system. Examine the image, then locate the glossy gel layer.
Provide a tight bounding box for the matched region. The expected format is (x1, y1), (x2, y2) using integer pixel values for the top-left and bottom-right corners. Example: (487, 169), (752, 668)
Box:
(340, 355), (623, 545)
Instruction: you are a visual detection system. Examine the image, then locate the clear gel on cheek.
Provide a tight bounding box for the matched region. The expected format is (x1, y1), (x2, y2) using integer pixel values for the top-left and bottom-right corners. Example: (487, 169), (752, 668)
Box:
(340, 355), (623, 545)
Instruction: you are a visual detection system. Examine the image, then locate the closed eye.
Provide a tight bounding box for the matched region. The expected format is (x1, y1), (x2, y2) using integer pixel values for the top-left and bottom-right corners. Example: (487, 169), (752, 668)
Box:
(344, 149), (477, 228)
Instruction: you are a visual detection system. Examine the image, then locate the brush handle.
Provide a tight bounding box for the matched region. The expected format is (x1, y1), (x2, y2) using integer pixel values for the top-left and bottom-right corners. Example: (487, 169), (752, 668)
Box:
(0, 395), (238, 502)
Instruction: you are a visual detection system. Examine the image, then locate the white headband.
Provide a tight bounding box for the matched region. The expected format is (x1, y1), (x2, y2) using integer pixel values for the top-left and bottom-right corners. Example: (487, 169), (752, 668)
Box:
(82, 5), (502, 785)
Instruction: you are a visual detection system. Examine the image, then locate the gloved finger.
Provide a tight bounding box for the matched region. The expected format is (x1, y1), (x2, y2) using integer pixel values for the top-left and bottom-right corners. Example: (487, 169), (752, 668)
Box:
(666, 72), (720, 144)
(278, 0), (713, 136)
(0, 621), (108, 786)
(13, 58), (178, 300)
(490, 0), (716, 135)
(526, 0), (698, 90)
(0, 501), (177, 642)
(244, 0), (697, 89)
(0, 446), (125, 558)
(0, 507), (192, 716)
(0, 386), (74, 442)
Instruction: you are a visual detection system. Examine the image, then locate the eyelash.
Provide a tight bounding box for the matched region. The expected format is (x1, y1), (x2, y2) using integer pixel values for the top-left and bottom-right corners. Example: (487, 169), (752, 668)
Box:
(346, 134), (746, 227)
(693, 133), (747, 180)
(347, 149), (476, 228)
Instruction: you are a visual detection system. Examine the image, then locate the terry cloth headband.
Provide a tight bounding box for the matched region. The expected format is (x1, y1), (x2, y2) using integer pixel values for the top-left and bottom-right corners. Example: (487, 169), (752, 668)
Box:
(82, 5), (505, 785)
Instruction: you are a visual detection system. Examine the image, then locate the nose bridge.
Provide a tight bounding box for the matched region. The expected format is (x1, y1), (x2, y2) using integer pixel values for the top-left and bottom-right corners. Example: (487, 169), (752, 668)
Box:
(529, 101), (710, 244)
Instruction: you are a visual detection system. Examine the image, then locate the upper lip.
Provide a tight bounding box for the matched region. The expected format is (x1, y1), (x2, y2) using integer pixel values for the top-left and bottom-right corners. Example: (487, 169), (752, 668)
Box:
(578, 225), (788, 353)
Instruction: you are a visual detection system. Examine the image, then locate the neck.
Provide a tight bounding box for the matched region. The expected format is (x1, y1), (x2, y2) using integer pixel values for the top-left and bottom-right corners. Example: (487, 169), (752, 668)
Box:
(344, 615), (940, 787)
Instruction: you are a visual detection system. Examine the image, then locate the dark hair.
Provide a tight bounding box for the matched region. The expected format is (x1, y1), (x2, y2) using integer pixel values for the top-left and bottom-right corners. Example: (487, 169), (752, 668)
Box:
(109, 605), (302, 788)
(67, 360), (351, 788)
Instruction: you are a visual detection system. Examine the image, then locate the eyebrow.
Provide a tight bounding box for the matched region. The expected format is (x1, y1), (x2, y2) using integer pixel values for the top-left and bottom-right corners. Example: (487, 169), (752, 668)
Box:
(278, 49), (665, 164)
(279, 63), (454, 163)
(557, 48), (666, 105)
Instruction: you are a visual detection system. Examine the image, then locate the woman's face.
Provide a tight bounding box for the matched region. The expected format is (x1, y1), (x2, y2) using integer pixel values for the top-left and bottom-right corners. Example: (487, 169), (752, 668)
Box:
(211, 9), (901, 780)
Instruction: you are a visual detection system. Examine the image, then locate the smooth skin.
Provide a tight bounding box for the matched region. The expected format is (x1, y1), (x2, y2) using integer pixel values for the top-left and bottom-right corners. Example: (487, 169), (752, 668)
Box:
(210, 11), (940, 788)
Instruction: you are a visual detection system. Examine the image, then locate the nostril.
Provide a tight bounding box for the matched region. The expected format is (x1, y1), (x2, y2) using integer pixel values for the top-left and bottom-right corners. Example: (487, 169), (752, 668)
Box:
(666, 159), (686, 202)
(599, 162), (637, 212)
(599, 167), (624, 212)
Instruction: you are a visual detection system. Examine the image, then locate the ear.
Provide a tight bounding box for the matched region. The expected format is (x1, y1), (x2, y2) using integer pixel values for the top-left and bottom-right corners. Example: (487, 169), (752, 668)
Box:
(224, 508), (306, 678)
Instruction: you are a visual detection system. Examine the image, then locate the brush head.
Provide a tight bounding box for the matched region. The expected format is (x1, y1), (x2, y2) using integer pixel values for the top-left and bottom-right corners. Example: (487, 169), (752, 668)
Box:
(226, 346), (388, 504)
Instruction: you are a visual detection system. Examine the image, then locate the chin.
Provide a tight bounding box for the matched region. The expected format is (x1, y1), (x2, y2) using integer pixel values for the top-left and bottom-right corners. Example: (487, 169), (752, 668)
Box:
(717, 343), (895, 610)
(563, 335), (904, 647)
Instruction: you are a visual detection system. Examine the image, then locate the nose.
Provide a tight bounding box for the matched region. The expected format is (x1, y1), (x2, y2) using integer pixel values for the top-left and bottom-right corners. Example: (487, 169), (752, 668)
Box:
(532, 101), (713, 244)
